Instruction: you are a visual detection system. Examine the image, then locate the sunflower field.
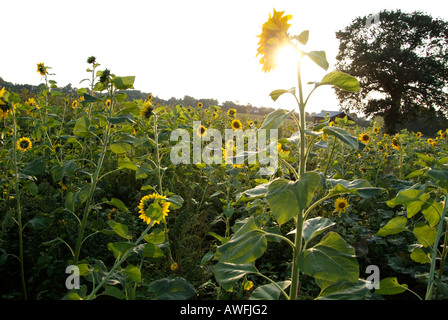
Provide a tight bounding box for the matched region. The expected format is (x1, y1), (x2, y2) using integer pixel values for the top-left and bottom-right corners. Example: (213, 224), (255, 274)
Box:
(1, 9), (448, 302)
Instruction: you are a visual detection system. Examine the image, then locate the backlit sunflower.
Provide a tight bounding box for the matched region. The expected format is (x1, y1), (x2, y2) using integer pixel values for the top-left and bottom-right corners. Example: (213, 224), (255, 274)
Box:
(278, 143), (290, 156)
(334, 197), (350, 214)
(231, 119), (242, 130)
(140, 100), (154, 119)
(196, 125), (207, 137)
(36, 63), (48, 76)
(358, 133), (370, 144)
(256, 9), (293, 72)
(17, 137), (32, 152)
(0, 87), (13, 119)
(227, 108), (237, 118)
(137, 193), (170, 225)
(391, 137), (400, 150)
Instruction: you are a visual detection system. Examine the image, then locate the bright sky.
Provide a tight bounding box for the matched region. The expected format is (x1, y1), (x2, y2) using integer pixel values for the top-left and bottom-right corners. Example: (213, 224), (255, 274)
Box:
(3, 0), (448, 115)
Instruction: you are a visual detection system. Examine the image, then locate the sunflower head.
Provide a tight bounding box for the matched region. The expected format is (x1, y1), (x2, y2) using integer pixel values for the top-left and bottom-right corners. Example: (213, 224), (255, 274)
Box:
(17, 137), (32, 152)
(72, 100), (78, 109)
(231, 119), (242, 130)
(278, 143), (290, 156)
(140, 100), (154, 119)
(37, 63), (48, 76)
(99, 69), (111, 84)
(256, 9), (293, 72)
(227, 108), (237, 118)
(198, 102), (203, 108)
(196, 125), (207, 137)
(392, 137), (400, 150)
(87, 56), (97, 64)
(373, 127), (379, 134)
(358, 133), (370, 144)
(416, 132), (422, 138)
(137, 193), (170, 225)
(334, 197), (350, 214)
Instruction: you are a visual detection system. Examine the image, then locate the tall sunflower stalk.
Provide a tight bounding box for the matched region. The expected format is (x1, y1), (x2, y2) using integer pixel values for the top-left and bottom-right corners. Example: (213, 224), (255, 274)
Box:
(73, 74), (116, 264)
(2, 88), (28, 299)
(256, 9), (360, 300)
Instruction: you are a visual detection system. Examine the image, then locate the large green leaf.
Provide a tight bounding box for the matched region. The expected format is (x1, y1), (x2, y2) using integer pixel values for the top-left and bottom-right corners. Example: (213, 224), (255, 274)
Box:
(258, 109), (293, 132)
(305, 51), (329, 71)
(413, 222), (437, 248)
(107, 242), (135, 259)
(386, 187), (430, 218)
(375, 216), (407, 237)
(302, 217), (335, 245)
(266, 172), (321, 226)
(213, 262), (259, 291)
(374, 277), (408, 295)
(107, 220), (132, 240)
(297, 232), (359, 283)
(112, 76), (135, 90)
(249, 281), (291, 300)
(323, 126), (363, 151)
(147, 277), (196, 300)
(318, 71), (360, 92)
(316, 280), (370, 300)
(73, 116), (93, 137)
(216, 217), (267, 264)
(327, 178), (383, 198)
(22, 158), (46, 176)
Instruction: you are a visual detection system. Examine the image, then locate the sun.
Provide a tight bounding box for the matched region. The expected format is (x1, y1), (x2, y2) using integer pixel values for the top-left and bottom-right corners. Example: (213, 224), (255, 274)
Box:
(276, 45), (298, 70)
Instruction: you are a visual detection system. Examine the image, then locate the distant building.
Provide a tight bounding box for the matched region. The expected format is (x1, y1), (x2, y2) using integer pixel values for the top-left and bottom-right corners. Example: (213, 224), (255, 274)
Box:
(312, 111), (353, 123)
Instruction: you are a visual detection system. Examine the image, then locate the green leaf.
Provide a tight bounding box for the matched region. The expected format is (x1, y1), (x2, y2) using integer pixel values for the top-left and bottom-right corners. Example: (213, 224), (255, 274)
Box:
(108, 198), (129, 213)
(327, 178), (383, 198)
(142, 242), (164, 258)
(109, 114), (136, 125)
(147, 277), (196, 300)
(249, 281), (291, 300)
(413, 222), (437, 248)
(375, 277), (408, 295)
(318, 71), (360, 92)
(118, 157), (138, 171)
(269, 89), (289, 102)
(266, 172), (321, 226)
(302, 217), (335, 245)
(213, 262), (259, 291)
(410, 247), (431, 264)
(258, 109), (293, 134)
(123, 264), (141, 283)
(22, 158), (46, 176)
(298, 232), (359, 283)
(216, 217), (267, 264)
(386, 188), (430, 218)
(375, 216), (407, 237)
(107, 220), (132, 240)
(323, 126), (363, 151)
(112, 76), (135, 90)
(107, 242), (135, 259)
(305, 51), (329, 71)
(73, 116), (93, 137)
(102, 285), (125, 300)
(421, 199), (442, 227)
(236, 183), (269, 202)
(166, 195), (184, 210)
(295, 30), (309, 45)
(144, 228), (165, 244)
(82, 93), (99, 103)
(110, 142), (132, 154)
(317, 280), (370, 300)
(427, 169), (448, 191)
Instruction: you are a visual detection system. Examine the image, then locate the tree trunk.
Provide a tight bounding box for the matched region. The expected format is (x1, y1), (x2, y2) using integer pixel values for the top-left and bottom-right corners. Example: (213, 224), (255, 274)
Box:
(383, 97), (401, 134)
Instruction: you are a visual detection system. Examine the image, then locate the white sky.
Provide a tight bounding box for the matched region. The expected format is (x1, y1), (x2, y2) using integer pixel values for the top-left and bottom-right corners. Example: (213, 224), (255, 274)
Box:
(3, 0), (448, 115)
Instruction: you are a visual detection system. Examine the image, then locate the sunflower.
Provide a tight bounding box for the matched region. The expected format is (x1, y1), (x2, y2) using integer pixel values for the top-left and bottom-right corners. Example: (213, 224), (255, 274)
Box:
(391, 137), (400, 150)
(416, 132), (422, 138)
(373, 127), (379, 134)
(72, 100), (78, 109)
(198, 102), (203, 108)
(231, 119), (242, 130)
(140, 100), (153, 119)
(358, 133), (370, 144)
(334, 197), (350, 214)
(227, 108), (237, 118)
(137, 193), (170, 225)
(256, 9), (293, 72)
(196, 125), (207, 137)
(278, 143), (290, 156)
(106, 99), (111, 109)
(25, 98), (39, 109)
(17, 137), (32, 152)
(36, 63), (48, 76)
(213, 111), (218, 120)
(87, 56), (97, 64)
(427, 138), (434, 145)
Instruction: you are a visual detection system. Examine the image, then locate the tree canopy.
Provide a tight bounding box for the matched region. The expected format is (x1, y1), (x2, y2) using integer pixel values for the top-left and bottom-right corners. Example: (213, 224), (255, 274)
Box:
(335, 9), (448, 134)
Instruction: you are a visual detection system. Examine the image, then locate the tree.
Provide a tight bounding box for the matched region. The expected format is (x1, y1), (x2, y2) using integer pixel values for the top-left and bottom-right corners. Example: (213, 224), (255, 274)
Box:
(334, 9), (448, 134)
